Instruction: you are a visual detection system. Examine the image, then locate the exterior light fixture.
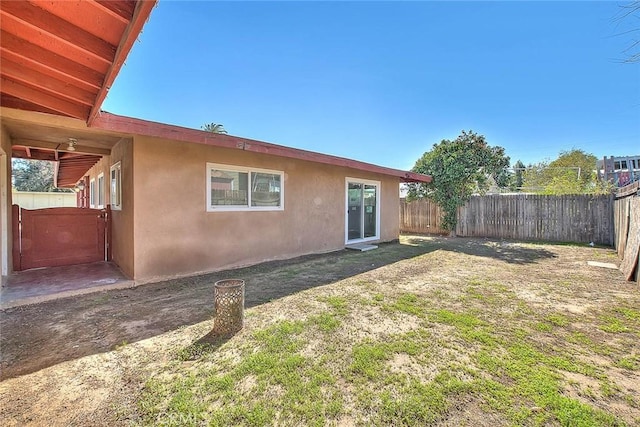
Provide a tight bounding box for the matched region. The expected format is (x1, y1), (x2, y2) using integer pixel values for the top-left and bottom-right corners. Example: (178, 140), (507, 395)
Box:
(75, 181), (85, 192)
(67, 138), (78, 151)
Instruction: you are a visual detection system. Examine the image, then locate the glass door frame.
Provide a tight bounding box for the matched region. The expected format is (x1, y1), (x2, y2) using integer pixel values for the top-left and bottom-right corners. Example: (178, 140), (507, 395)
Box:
(344, 177), (381, 244)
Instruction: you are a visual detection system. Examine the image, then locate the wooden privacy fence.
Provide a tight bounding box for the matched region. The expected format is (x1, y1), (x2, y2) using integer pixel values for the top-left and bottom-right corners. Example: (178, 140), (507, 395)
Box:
(457, 194), (613, 245)
(399, 197), (448, 235)
(400, 194), (614, 245)
(613, 182), (639, 282)
(614, 182), (640, 259)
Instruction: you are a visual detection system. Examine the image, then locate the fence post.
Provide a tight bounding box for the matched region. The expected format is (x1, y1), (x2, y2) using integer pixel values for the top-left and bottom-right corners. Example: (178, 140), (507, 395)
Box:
(11, 204), (20, 271)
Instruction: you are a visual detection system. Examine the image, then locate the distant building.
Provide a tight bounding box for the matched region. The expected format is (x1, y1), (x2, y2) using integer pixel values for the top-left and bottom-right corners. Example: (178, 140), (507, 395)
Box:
(597, 155), (640, 187)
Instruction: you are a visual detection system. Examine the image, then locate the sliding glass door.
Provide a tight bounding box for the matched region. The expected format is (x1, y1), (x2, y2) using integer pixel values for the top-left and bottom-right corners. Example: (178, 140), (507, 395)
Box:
(345, 178), (380, 243)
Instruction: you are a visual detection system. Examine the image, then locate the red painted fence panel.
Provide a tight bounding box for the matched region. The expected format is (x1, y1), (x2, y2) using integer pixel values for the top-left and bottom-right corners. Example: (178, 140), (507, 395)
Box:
(14, 206), (107, 271)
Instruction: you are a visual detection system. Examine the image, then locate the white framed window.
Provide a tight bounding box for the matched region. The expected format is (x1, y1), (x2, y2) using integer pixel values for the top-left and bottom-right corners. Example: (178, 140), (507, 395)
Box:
(110, 162), (122, 210)
(207, 163), (284, 211)
(89, 178), (96, 208)
(97, 173), (105, 208)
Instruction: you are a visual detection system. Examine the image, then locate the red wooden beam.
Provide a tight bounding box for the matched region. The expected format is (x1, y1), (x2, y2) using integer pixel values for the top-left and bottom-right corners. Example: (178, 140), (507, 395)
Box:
(30, 0), (127, 45)
(12, 147), (57, 161)
(0, 30), (104, 90)
(91, 112), (432, 183)
(1, 57), (95, 106)
(88, 0), (157, 125)
(0, 11), (110, 74)
(95, 0), (136, 22)
(56, 155), (104, 170)
(1, 77), (89, 120)
(12, 138), (112, 156)
(0, 2), (115, 63)
(0, 94), (61, 116)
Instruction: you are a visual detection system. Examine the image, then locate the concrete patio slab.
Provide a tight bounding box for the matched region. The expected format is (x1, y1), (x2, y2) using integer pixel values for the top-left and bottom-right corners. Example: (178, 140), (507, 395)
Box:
(1, 262), (134, 309)
(346, 243), (378, 252)
(586, 261), (618, 270)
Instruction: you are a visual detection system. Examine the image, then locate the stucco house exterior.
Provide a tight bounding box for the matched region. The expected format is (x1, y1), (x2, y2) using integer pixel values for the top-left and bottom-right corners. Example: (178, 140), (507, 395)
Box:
(0, 0), (430, 284)
(2, 109), (429, 283)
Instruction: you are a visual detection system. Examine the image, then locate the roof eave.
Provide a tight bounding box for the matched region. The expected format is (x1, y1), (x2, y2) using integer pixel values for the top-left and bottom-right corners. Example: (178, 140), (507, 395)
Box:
(87, 0), (157, 125)
(401, 172), (432, 184)
(89, 112), (432, 183)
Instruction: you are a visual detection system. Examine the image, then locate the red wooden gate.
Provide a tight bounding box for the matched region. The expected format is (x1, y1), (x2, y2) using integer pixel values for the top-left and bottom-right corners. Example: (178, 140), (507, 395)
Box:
(12, 205), (109, 271)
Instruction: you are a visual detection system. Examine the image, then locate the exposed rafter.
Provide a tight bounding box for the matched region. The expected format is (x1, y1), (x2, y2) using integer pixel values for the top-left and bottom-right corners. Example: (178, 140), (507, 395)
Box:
(88, 0), (157, 124)
(53, 154), (103, 188)
(0, 0), (157, 123)
(2, 0), (156, 187)
(13, 139), (112, 156)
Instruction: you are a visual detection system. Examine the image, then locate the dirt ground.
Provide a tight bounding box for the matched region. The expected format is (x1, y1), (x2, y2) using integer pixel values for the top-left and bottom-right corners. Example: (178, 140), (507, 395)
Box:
(0, 235), (638, 426)
(0, 243), (427, 381)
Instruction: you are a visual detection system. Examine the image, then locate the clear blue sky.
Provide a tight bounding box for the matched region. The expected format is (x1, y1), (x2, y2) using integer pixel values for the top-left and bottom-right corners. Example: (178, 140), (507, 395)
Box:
(102, 1), (640, 171)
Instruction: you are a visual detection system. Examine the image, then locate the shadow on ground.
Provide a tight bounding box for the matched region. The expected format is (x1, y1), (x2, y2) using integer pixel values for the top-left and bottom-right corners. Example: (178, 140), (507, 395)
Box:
(177, 331), (235, 361)
(0, 239), (434, 380)
(405, 235), (558, 265)
(0, 235), (558, 380)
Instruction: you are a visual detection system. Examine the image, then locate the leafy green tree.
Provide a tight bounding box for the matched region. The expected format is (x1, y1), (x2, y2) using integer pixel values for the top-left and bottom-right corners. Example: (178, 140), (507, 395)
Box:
(493, 167), (513, 190)
(201, 123), (227, 134)
(521, 161), (551, 193)
(549, 149), (596, 188)
(11, 159), (60, 192)
(512, 160), (525, 191)
(543, 169), (583, 195)
(521, 149), (609, 195)
(407, 130), (510, 233)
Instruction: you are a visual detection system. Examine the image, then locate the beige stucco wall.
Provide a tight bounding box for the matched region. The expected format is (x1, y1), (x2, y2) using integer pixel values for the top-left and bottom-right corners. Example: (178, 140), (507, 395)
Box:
(380, 177), (400, 242)
(131, 135), (400, 282)
(81, 142), (136, 278)
(0, 106), (403, 283)
(0, 125), (12, 281)
(108, 139), (135, 278)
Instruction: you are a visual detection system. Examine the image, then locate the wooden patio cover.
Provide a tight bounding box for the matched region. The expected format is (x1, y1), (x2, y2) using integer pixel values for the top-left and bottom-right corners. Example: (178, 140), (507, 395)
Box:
(1, 0), (157, 187)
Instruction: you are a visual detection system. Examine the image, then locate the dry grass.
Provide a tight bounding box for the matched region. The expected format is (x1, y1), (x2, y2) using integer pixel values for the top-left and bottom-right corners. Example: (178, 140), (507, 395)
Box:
(1, 235), (639, 426)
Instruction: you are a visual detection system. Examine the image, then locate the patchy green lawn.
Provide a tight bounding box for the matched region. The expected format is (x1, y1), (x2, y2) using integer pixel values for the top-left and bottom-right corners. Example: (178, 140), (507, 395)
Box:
(1, 236), (639, 426)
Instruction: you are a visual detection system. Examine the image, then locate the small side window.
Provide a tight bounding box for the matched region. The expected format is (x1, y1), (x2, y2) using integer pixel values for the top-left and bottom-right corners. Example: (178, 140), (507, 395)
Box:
(110, 162), (122, 210)
(89, 178), (96, 208)
(97, 173), (105, 208)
